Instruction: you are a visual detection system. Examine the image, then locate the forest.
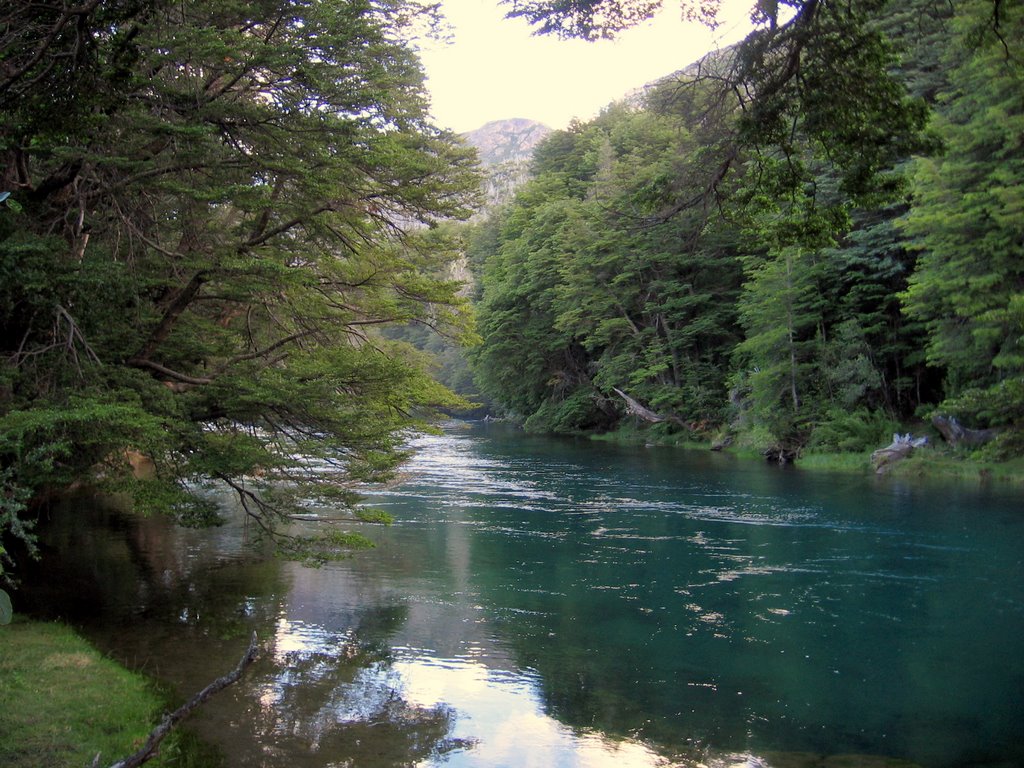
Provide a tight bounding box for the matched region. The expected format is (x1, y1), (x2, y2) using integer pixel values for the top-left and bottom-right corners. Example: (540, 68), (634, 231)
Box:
(0, 0), (481, 574)
(1, 0), (1022, 580)
(2, 3), (1022, 765)
(468, 0), (1024, 462)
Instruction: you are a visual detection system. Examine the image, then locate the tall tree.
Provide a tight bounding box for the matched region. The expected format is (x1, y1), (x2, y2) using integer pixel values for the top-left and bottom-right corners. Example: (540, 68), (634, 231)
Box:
(472, 175), (599, 430)
(901, 0), (1024, 449)
(472, 95), (743, 434)
(0, 0), (480, 563)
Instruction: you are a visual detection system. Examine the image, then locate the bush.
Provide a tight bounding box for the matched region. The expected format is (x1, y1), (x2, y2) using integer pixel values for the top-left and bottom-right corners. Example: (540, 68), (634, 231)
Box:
(809, 408), (900, 453)
(523, 389), (608, 434)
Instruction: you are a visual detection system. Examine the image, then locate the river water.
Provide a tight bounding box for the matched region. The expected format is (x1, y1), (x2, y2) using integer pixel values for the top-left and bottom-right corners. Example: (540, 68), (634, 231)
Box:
(21, 422), (1024, 767)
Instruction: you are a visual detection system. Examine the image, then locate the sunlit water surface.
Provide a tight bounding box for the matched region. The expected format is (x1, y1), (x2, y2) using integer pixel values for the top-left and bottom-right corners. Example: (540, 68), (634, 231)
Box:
(22, 422), (1024, 767)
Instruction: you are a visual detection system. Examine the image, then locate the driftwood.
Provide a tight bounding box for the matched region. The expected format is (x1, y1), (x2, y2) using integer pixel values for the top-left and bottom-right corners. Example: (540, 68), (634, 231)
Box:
(612, 388), (708, 435)
(102, 632), (259, 768)
(612, 387), (665, 423)
(932, 414), (999, 448)
(763, 445), (799, 464)
(871, 433), (928, 474)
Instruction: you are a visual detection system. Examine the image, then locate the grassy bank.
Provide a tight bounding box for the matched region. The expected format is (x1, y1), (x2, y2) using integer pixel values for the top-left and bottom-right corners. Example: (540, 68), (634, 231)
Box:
(0, 617), (215, 768)
(587, 422), (709, 450)
(589, 424), (1024, 484)
(784, 446), (1024, 483)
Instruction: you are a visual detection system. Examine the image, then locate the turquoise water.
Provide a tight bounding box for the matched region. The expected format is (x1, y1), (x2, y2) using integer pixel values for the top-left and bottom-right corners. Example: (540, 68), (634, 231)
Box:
(23, 422), (1024, 767)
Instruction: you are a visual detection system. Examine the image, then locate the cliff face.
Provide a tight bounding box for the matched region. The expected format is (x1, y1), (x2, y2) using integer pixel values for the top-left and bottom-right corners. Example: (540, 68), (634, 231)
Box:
(462, 118), (552, 210)
(463, 118), (551, 165)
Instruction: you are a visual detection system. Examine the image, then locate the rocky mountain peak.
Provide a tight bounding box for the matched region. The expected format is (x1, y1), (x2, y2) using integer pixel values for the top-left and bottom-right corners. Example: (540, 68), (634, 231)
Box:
(462, 118), (552, 167)
(461, 118), (552, 211)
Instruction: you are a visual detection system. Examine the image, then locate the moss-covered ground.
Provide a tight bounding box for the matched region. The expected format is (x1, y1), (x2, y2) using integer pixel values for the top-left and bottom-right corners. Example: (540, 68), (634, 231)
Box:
(0, 617), (216, 768)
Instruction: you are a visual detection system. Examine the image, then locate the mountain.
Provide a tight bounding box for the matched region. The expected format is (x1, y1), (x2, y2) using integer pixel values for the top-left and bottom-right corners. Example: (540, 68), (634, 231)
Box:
(462, 118), (552, 210)
(463, 117), (551, 165)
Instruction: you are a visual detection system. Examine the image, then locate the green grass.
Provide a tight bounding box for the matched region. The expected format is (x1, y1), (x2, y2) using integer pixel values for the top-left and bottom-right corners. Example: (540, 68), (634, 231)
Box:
(586, 423), (1024, 484)
(886, 449), (1024, 483)
(794, 447), (1024, 483)
(796, 451), (878, 474)
(0, 617), (215, 768)
(588, 423), (709, 450)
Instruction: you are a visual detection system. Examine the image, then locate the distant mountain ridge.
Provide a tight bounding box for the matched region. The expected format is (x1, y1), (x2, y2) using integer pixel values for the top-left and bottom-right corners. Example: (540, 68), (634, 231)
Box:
(462, 118), (551, 165)
(461, 118), (552, 210)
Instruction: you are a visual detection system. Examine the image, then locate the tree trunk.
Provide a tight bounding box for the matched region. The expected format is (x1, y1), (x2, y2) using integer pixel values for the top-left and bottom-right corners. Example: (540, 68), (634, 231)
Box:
(871, 433), (928, 473)
(932, 414), (999, 448)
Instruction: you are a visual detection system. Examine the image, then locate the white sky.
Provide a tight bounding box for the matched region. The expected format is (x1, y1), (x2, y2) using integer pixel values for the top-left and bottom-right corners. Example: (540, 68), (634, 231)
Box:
(417, 0), (757, 133)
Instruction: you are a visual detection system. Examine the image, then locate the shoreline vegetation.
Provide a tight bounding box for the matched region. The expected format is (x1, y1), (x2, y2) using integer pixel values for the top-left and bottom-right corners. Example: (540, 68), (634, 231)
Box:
(0, 618), (217, 768)
(580, 422), (1024, 485)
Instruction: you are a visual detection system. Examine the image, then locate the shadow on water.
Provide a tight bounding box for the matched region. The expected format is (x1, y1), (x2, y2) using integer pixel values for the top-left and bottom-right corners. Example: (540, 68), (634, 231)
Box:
(16, 495), (470, 767)
(13, 423), (1024, 768)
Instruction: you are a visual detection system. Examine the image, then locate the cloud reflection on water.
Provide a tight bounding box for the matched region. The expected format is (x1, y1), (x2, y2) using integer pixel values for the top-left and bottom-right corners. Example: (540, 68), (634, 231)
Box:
(259, 609), (772, 768)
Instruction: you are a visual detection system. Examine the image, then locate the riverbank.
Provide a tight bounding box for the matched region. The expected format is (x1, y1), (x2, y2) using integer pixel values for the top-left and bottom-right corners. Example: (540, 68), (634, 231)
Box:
(0, 617), (216, 768)
(586, 423), (1024, 484)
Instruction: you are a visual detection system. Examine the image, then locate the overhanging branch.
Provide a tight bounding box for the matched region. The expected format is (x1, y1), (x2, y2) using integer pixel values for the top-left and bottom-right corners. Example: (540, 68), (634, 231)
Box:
(104, 632), (259, 768)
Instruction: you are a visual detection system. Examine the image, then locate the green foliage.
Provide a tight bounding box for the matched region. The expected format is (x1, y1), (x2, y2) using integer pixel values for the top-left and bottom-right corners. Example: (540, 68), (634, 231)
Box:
(733, 245), (828, 446)
(472, 98), (743, 433)
(438, 0), (1024, 466)
(0, 0), (480, 561)
(279, 529), (376, 567)
(730, 422), (779, 456)
(472, 0), (955, 453)
(901, 0), (1024, 436)
(355, 508), (394, 525)
(809, 408), (900, 453)
(522, 389), (605, 434)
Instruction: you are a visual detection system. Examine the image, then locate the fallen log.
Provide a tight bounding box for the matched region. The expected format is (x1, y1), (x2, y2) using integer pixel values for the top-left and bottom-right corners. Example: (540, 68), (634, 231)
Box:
(612, 387), (664, 423)
(871, 433), (928, 474)
(932, 414), (999, 448)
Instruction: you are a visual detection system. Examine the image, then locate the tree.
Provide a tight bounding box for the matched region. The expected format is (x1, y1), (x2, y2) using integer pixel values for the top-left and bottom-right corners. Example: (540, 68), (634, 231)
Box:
(506, 0), (931, 205)
(901, 0), (1024, 449)
(471, 175), (600, 429)
(0, 0), (480, 564)
(472, 95), (743, 434)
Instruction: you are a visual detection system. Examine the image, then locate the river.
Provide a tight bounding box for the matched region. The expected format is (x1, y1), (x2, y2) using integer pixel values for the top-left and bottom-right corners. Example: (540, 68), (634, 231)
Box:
(21, 421), (1024, 767)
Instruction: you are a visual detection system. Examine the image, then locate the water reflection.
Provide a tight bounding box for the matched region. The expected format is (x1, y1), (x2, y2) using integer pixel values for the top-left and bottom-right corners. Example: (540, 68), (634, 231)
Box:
(21, 495), (708, 767)
(17, 422), (1024, 768)
(248, 611), (470, 767)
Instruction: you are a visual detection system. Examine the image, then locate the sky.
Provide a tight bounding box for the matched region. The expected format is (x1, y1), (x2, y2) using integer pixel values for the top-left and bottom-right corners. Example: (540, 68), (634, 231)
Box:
(416, 0), (757, 133)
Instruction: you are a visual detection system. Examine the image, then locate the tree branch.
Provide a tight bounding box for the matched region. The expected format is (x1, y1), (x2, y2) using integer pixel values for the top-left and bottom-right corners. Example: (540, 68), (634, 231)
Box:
(242, 203), (332, 250)
(132, 271), (208, 363)
(126, 357), (214, 385)
(217, 330), (317, 370)
(0, 0), (103, 96)
(105, 632), (259, 768)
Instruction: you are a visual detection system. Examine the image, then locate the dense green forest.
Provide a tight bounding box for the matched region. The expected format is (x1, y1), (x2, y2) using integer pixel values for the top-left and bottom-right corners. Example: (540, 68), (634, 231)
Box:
(469, 0), (1024, 460)
(1, 0), (1022, 584)
(0, 0), (480, 572)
